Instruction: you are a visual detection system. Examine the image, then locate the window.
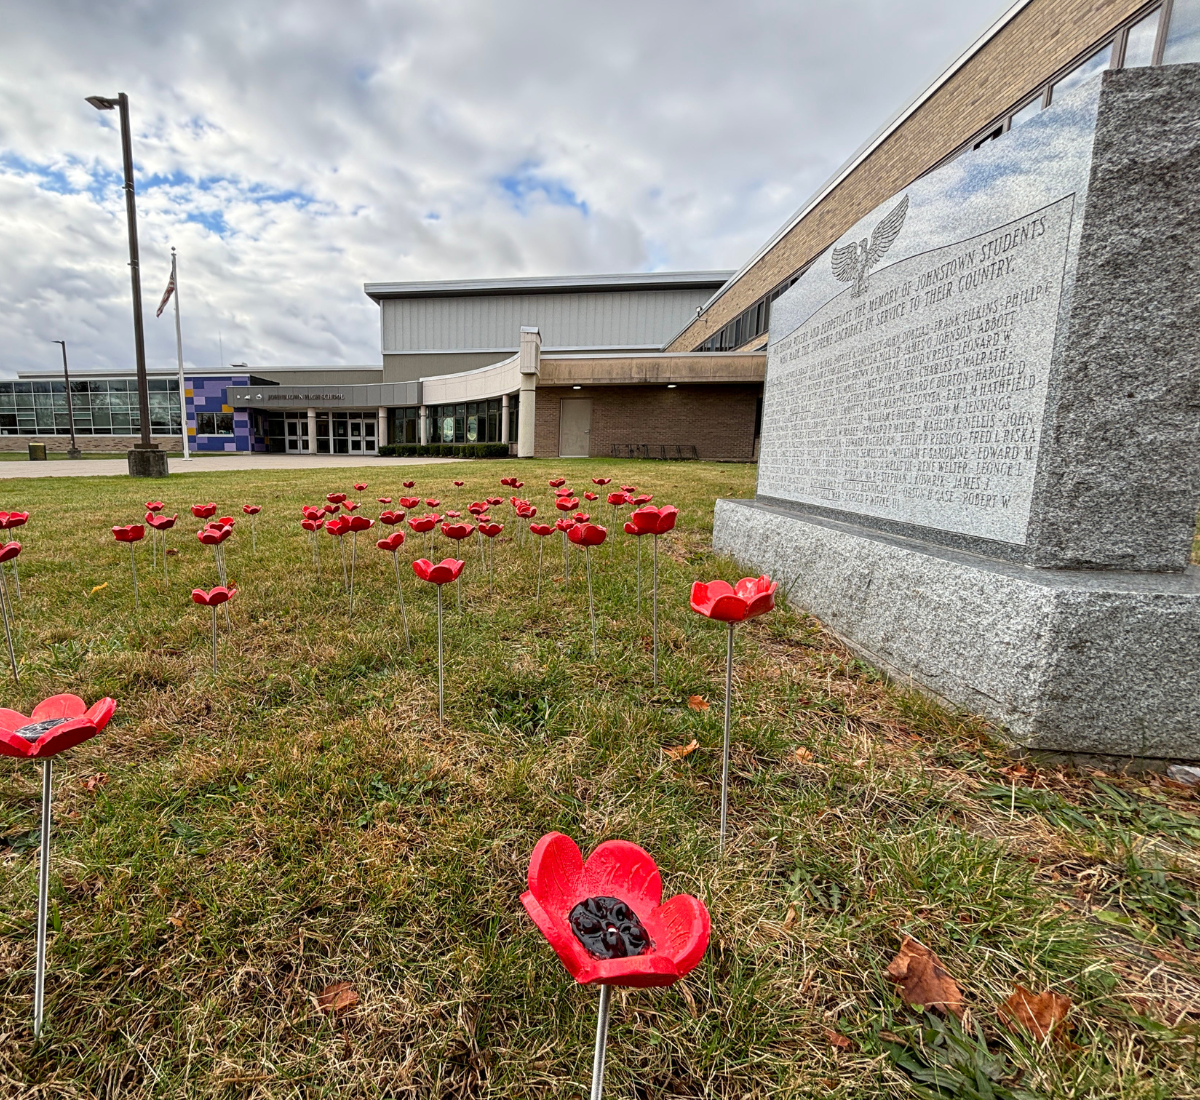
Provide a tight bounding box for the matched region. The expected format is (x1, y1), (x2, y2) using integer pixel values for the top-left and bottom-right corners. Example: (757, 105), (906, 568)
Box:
(1009, 97), (1043, 129)
(1164, 0), (1200, 62)
(1049, 43), (1112, 104)
(0, 378), (181, 435)
(196, 412), (233, 435)
(1123, 7), (1161, 66)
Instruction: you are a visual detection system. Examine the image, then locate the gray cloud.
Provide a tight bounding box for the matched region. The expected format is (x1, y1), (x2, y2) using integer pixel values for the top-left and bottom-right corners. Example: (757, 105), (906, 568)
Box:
(0, 0), (1009, 376)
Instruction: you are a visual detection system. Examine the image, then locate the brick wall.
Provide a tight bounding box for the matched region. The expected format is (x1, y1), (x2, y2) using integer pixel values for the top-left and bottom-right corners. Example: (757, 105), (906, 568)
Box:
(0, 435), (185, 453)
(668, 0), (1149, 352)
(533, 385), (760, 461)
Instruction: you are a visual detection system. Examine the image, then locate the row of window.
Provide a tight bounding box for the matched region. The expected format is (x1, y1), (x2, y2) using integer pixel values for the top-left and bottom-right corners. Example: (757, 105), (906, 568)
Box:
(970, 0), (1198, 151)
(693, 0), (1199, 356)
(428, 398), (519, 445)
(196, 413), (235, 435)
(0, 379), (182, 435)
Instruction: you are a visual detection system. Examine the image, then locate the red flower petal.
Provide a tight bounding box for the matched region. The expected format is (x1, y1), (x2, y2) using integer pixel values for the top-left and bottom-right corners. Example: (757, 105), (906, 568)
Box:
(644, 892), (710, 981)
(28, 717), (99, 758)
(581, 839), (663, 912)
(30, 694), (87, 722)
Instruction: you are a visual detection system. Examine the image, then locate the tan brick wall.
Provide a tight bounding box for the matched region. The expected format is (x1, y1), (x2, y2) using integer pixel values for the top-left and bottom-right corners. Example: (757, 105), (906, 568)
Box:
(533, 385), (760, 462)
(0, 434), (185, 454)
(668, 0), (1149, 352)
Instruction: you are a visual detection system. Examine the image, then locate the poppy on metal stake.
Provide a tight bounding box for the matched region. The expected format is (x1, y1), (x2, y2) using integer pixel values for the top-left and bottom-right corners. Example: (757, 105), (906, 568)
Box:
(412, 559), (464, 725)
(624, 507), (678, 686)
(689, 575), (777, 853)
(0, 542), (19, 681)
(0, 695), (116, 1038)
(376, 531), (411, 650)
(568, 523), (607, 657)
(112, 525), (146, 611)
(192, 586), (237, 674)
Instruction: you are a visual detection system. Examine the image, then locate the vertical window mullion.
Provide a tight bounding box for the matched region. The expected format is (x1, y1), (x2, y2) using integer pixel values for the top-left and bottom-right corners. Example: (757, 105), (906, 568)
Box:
(1154, 0), (1174, 65)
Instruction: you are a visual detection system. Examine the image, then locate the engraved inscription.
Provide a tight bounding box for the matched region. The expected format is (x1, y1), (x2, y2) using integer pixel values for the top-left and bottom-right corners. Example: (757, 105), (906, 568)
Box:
(758, 196), (1074, 545)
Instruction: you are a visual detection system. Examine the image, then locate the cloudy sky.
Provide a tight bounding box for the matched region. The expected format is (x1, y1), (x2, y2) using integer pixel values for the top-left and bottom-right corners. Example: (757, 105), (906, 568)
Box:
(0, 0), (1009, 377)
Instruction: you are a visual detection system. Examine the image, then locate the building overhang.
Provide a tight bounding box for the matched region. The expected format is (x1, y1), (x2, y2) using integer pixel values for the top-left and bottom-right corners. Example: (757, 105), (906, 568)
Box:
(365, 270), (735, 302)
(226, 381), (420, 411)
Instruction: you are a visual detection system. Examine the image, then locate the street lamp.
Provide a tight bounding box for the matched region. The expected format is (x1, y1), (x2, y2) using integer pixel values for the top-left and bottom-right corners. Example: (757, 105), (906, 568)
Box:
(50, 341), (81, 459)
(86, 92), (167, 478)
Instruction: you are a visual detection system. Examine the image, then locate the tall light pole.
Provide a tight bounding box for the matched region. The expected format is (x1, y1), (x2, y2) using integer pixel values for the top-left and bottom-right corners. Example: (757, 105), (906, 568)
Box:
(86, 92), (167, 478)
(50, 341), (81, 459)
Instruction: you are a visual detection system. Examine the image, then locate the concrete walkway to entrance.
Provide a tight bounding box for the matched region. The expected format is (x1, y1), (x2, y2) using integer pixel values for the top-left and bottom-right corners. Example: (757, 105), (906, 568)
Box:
(0, 453), (458, 479)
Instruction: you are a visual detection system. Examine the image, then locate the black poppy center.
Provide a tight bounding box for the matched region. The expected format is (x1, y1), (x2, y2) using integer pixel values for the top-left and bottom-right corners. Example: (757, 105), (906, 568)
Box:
(568, 896), (652, 959)
(14, 717), (71, 742)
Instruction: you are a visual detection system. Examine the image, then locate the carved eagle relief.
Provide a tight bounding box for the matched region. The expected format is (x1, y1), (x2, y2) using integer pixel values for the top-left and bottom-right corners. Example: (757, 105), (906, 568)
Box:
(831, 194), (909, 298)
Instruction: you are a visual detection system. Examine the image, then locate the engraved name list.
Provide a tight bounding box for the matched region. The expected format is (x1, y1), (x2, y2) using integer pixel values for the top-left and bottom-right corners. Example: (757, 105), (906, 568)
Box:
(759, 195), (1074, 545)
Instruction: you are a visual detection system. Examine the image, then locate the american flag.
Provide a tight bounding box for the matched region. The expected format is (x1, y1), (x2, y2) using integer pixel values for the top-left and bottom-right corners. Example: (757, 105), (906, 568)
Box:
(155, 269), (175, 318)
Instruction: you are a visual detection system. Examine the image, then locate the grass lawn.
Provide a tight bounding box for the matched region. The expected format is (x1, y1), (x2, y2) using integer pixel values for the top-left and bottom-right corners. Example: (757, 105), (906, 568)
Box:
(0, 458), (1196, 1099)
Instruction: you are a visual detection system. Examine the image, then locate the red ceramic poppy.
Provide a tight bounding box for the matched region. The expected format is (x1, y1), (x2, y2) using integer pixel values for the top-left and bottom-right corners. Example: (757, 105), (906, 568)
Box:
(568, 523), (607, 548)
(216, 516), (236, 528)
(454, 480), (465, 487)
(620, 485), (637, 494)
(347, 515), (374, 532)
(584, 492), (598, 501)
(512, 480), (524, 489)
(403, 480), (416, 488)
(555, 517), (576, 532)
(0, 512), (29, 532)
(520, 832), (710, 988)
(112, 524), (146, 543)
(354, 483), (368, 492)
(399, 496), (421, 510)
(196, 527), (225, 546)
(529, 523), (554, 537)
(379, 509), (406, 526)
(689, 576), (777, 622)
(145, 512), (177, 530)
(479, 522), (503, 538)
(554, 487), (573, 498)
(477, 514), (492, 523)
(145, 501), (165, 512)
(607, 492), (629, 507)
(444, 510), (462, 519)
(486, 496), (502, 506)
(592, 478), (611, 486)
(342, 501), (360, 512)
(376, 531), (406, 553)
(412, 558), (465, 585)
(521, 504), (538, 519)
(632, 494), (653, 507)
(322, 503), (340, 515)
(573, 512), (590, 523)
(301, 518), (325, 533)
(242, 505), (261, 516)
(425, 498), (441, 508)
(468, 502), (487, 516)
(327, 493), (347, 504)
(377, 497), (392, 504)
(0, 694), (117, 760)
(549, 478), (566, 488)
(0, 542), (21, 564)
(326, 516), (351, 537)
(555, 497), (579, 512)
(500, 477), (514, 487)
(191, 503), (217, 519)
(191, 585), (237, 607)
(408, 514), (437, 534)
(441, 522), (475, 541)
(626, 505), (678, 536)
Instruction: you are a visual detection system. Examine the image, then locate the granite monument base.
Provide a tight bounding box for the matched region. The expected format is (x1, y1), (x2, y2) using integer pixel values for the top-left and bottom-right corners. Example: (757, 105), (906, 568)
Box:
(127, 447), (169, 478)
(713, 499), (1200, 762)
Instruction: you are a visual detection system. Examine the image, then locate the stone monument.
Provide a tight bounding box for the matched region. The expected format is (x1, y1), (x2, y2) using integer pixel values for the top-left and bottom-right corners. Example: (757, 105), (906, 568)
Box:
(714, 65), (1200, 763)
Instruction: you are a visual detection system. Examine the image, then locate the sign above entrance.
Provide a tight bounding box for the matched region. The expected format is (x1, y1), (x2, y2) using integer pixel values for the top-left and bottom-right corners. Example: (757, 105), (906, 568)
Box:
(224, 380), (421, 411)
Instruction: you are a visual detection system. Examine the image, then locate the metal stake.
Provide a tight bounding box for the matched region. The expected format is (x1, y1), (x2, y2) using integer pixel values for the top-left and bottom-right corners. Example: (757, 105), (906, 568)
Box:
(456, 574), (462, 616)
(561, 530), (569, 582)
(129, 543), (139, 611)
(339, 538), (348, 593)
(390, 552), (411, 651)
(33, 758), (52, 1038)
(635, 537), (641, 615)
(720, 622), (734, 854)
(0, 569), (18, 682)
(651, 533), (659, 686)
(436, 585), (444, 725)
(590, 984), (612, 1100)
(12, 556), (20, 601)
(349, 532), (357, 617)
(211, 604), (218, 674)
(162, 531), (169, 586)
(536, 539), (544, 608)
(585, 546), (597, 657)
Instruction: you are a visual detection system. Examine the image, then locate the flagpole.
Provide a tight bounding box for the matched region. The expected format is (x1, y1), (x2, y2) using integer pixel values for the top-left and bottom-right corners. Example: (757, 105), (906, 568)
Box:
(170, 248), (190, 460)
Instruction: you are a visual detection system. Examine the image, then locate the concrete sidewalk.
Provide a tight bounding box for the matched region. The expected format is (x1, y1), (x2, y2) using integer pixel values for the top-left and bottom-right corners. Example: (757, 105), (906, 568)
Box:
(0, 453), (459, 479)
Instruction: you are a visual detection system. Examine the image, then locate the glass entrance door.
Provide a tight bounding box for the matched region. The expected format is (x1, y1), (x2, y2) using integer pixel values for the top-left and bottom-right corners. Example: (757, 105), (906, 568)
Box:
(331, 414), (377, 455)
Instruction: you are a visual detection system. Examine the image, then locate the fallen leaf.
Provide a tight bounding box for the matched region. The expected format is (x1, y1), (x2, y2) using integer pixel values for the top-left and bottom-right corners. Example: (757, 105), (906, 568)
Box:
(795, 746), (814, 763)
(687, 695), (709, 712)
(166, 548), (179, 556)
(317, 981), (359, 1016)
(999, 985), (1072, 1040)
(825, 1029), (853, 1051)
(664, 739), (699, 761)
(82, 773), (109, 793)
(88, 582), (108, 596)
(884, 937), (964, 1019)
(166, 908), (187, 930)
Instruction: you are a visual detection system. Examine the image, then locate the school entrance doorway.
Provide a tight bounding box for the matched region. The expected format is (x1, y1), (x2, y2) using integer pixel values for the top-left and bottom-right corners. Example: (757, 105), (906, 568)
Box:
(329, 413), (377, 455)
